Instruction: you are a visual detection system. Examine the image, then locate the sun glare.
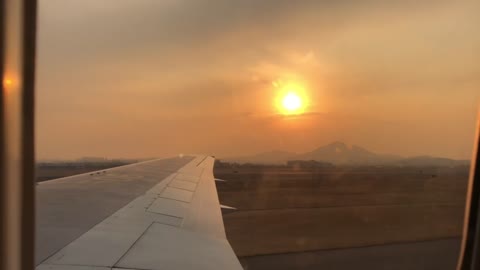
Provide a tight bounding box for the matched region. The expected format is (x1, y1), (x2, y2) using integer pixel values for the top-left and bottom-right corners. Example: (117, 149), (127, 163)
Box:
(2, 77), (15, 93)
(3, 78), (13, 87)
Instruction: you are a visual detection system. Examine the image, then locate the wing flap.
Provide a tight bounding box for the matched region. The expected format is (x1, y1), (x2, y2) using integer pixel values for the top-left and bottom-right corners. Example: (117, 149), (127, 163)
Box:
(116, 223), (240, 270)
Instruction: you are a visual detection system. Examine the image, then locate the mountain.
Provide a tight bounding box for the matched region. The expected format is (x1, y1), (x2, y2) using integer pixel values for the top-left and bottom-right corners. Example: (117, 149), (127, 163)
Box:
(296, 141), (401, 165)
(223, 141), (469, 166)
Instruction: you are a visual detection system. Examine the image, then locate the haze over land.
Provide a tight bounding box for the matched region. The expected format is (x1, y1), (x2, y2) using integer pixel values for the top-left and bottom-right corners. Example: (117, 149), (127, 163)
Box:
(224, 141), (470, 166)
(36, 1), (479, 160)
(215, 161), (468, 269)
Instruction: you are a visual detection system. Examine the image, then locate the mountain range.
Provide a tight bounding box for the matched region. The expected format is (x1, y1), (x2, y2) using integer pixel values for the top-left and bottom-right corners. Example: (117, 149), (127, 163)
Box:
(224, 141), (470, 166)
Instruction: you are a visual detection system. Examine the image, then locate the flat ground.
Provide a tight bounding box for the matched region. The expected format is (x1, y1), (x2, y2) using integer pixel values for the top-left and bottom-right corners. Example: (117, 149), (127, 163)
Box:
(239, 238), (461, 270)
(214, 163), (469, 269)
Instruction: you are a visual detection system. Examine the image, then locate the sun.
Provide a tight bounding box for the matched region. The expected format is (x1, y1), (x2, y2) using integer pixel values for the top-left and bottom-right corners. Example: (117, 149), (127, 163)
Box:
(282, 92), (302, 112)
(274, 81), (307, 115)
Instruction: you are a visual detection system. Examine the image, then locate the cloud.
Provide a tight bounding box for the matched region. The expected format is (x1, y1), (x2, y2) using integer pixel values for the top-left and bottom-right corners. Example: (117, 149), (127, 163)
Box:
(38, 0), (454, 69)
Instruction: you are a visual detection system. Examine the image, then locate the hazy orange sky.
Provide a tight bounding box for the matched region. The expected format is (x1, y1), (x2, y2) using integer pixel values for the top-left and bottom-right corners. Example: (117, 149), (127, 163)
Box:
(36, 0), (480, 160)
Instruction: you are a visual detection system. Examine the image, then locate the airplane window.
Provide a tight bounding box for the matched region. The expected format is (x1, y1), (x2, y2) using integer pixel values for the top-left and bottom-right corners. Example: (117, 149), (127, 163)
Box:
(34, 1), (479, 269)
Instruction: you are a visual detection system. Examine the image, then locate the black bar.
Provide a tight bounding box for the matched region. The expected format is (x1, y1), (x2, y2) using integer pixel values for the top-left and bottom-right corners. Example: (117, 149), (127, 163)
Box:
(21, 0), (37, 269)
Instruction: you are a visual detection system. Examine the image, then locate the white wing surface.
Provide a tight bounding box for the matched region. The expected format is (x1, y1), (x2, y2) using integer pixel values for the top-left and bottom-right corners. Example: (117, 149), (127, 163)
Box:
(36, 155), (242, 270)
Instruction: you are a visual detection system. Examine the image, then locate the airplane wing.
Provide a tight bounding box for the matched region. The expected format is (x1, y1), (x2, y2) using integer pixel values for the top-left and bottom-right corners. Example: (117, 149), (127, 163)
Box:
(36, 155), (242, 270)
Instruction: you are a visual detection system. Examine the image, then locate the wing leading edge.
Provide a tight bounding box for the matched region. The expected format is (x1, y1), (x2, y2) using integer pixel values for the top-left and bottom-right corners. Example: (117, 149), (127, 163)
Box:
(36, 155), (242, 270)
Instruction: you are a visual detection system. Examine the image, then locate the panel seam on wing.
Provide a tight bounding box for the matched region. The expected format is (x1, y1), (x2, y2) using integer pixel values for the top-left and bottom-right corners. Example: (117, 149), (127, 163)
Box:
(111, 222), (156, 268)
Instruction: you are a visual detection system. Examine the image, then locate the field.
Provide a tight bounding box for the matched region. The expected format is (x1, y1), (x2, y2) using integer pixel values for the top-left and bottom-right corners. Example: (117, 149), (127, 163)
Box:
(214, 162), (470, 269)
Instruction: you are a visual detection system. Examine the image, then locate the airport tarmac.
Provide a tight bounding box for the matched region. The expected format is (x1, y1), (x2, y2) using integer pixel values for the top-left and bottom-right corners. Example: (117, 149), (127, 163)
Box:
(240, 238), (461, 270)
